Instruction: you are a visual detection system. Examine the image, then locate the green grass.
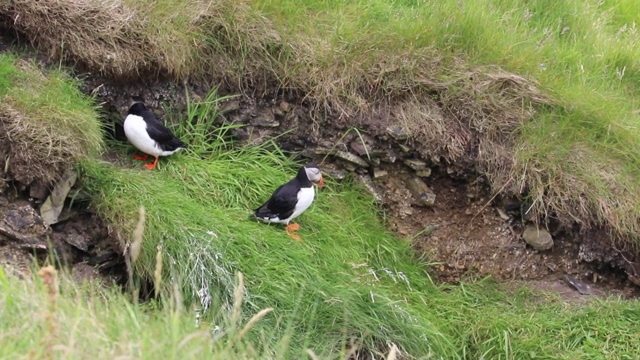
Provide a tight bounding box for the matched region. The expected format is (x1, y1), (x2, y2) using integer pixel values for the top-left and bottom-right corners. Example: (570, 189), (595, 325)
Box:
(0, 66), (639, 357)
(0, 53), (103, 184)
(74, 92), (639, 358)
(3, 0), (639, 243)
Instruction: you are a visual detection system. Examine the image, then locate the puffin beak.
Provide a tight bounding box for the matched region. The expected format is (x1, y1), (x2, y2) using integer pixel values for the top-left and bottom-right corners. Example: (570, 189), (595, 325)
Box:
(318, 175), (325, 189)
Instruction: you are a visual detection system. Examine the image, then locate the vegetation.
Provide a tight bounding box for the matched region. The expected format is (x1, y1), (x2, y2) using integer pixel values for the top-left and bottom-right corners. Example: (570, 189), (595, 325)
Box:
(0, 57), (639, 358)
(0, 53), (103, 185)
(2, 0), (639, 243)
(1, 0), (640, 358)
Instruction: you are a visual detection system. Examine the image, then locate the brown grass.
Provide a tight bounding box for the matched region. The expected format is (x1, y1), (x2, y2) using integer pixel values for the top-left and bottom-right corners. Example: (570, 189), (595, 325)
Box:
(0, 0), (278, 80)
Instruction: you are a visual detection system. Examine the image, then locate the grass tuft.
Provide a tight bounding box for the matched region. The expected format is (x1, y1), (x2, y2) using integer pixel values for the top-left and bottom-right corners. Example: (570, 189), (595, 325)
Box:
(0, 53), (103, 185)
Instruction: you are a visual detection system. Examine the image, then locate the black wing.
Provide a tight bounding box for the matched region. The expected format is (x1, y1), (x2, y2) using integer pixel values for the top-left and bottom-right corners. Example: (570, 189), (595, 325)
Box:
(142, 110), (187, 150)
(254, 182), (299, 220)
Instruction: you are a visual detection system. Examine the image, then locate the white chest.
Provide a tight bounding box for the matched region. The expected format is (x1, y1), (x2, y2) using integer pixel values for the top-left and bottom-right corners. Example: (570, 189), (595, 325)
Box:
(123, 115), (161, 156)
(289, 186), (315, 221)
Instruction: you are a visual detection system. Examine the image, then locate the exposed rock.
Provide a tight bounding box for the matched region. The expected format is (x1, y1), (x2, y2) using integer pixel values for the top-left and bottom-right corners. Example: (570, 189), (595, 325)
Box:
(29, 180), (49, 200)
(381, 152), (398, 163)
(404, 159), (427, 171)
(250, 109), (279, 127)
(0, 244), (32, 278)
(279, 101), (292, 113)
(386, 125), (410, 141)
(415, 168), (432, 178)
(522, 224), (554, 251)
(404, 177), (436, 207)
(564, 275), (591, 295)
(358, 175), (384, 204)
(335, 159), (357, 172)
(334, 151), (369, 168)
(318, 164), (347, 182)
(367, 157), (381, 166)
(349, 140), (368, 157)
(1, 201), (48, 238)
(40, 168), (77, 226)
(372, 168), (388, 181)
(220, 99), (240, 114)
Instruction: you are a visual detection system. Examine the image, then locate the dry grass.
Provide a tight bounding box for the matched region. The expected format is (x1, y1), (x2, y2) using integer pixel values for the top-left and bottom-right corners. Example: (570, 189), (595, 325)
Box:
(0, 0), (278, 80)
(0, 56), (103, 186)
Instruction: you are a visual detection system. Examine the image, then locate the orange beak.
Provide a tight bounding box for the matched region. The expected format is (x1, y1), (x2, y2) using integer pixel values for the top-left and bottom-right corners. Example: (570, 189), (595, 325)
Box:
(318, 175), (325, 188)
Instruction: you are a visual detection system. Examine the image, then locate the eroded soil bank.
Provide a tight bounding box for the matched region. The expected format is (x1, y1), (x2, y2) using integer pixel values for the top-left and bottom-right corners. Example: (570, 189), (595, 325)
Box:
(1, 32), (638, 300)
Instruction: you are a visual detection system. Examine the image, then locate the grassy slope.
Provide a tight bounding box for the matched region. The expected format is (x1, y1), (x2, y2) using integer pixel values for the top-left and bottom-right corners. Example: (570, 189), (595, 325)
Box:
(0, 62), (638, 358)
(250, 0), (640, 240)
(4, 0), (638, 240)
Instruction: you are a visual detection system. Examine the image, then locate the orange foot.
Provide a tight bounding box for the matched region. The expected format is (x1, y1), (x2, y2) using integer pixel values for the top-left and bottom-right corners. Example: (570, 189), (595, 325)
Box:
(285, 223), (302, 242)
(144, 156), (159, 170)
(133, 154), (150, 161)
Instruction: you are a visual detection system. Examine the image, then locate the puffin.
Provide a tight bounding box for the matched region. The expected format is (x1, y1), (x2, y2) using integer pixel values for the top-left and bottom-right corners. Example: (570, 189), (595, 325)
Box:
(250, 164), (325, 241)
(123, 96), (187, 170)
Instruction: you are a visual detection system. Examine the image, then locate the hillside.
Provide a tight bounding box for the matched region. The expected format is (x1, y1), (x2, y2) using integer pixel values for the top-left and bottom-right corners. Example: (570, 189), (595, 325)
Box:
(1, 0), (640, 358)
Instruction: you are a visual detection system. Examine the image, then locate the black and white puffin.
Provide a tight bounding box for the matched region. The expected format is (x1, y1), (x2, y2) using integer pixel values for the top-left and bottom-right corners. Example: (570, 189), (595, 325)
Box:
(250, 164), (325, 241)
(123, 96), (187, 170)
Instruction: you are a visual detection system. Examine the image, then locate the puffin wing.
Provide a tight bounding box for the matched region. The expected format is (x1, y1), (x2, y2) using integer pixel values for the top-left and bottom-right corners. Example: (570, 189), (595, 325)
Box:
(254, 183), (299, 221)
(141, 111), (177, 143)
(141, 110), (186, 150)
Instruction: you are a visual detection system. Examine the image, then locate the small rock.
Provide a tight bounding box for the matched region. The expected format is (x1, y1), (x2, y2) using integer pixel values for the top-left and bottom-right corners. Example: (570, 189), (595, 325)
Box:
(372, 168), (388, 181)
(367, 157), (381, 166)
(381, 154), (398, 163)
(368, 150), (388, 159)
(386, 125), (410, 141)
(63, 233), (90, 252)
(358, 176), (384, 204)
(563, 275), (591, 295)
(404, 159), (427, 171)
(314, 147), (334, 156)
(404, 177), (436, 207)
(334, 151), (369, 168)
(29, 181), (49, 200)
(415, 168), (432, 177)
(41, 169), (77, 226)
(349, 140), (369, 157)
(250, 110), (279, 127)
(335, 159), (357, 172)
(325, 169), (347, 181)
(522, 224), (554, 251)
(272, 106), (284, 117)
(279, 101), (291, 113)
(220, 100), (240, 114)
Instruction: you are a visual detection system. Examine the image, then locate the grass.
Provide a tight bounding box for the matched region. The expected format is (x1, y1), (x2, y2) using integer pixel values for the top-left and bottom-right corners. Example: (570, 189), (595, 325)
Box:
(2, 0), (639, 245)
(0, 61), (639, 358)
(0, 53), (103, 185)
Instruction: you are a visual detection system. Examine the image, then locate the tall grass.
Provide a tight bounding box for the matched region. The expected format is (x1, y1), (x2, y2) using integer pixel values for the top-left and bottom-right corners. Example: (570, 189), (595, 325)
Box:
(74, 91), (640, 358)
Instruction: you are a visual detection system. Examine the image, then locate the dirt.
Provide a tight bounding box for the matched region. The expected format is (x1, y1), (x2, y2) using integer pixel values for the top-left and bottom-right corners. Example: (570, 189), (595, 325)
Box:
(0, 31), (638, 302)
(377, 163), (639, 299)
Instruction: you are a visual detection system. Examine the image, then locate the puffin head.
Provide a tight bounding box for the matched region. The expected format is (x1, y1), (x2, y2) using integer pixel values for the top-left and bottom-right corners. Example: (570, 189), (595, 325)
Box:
(304, 163), (324, 188)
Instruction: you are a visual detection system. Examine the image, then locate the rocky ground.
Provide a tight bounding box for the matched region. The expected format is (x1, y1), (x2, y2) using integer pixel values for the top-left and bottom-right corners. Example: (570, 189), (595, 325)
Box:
(1, 32), (639, 301)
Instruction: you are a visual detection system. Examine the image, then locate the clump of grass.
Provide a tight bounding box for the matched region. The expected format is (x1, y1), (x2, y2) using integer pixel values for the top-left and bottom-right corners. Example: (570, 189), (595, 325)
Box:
(0, 265), (283, 359)
(0, 53), (103, 186)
